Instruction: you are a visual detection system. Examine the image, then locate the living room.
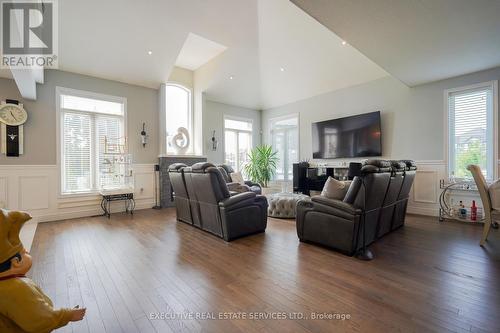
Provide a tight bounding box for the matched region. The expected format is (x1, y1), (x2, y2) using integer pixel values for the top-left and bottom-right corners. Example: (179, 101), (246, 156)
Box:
(0, 0), (499, 332)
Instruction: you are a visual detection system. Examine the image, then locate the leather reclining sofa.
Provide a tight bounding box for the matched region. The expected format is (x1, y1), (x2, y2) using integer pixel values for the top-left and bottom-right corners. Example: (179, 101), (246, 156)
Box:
(296, 159), (417, 255)
(168, 162), (268, 241)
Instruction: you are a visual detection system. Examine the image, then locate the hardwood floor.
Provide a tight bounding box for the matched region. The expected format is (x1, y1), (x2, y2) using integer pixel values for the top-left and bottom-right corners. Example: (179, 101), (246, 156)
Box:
(29, 209), (500, 333)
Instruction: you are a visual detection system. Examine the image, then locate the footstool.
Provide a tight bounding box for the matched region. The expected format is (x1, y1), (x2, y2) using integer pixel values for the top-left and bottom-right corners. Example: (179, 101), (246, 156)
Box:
(266, 192), (310, 218)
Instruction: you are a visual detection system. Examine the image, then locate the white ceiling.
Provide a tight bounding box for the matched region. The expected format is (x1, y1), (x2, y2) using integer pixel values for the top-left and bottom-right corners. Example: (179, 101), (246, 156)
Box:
(42, 0), (388, 110)
(174, 33), (227, 71)
(258, 0), (387, 109)
(291, 0), (500, 86)
(13, 0), (497, 109)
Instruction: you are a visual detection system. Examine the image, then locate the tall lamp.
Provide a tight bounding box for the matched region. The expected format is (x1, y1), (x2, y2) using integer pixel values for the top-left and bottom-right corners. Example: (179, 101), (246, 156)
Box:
(153, 164), (161, 209)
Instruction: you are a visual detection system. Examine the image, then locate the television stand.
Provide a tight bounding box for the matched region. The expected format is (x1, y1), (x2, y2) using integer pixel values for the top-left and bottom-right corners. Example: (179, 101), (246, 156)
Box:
(293, 163), (349, 195)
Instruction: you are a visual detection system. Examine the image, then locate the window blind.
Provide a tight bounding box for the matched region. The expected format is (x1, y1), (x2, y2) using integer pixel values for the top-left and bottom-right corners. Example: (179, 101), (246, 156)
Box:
(449, 86), (493, 179)
(62, 112), (92, 193)
(60, 90), (125, 194)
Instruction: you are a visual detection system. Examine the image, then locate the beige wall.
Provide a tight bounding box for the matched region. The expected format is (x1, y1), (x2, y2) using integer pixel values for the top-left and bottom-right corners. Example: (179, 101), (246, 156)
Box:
(168, 66), (193, 89)
(0, 70), (159, 165)
(203, 100), (261, 164)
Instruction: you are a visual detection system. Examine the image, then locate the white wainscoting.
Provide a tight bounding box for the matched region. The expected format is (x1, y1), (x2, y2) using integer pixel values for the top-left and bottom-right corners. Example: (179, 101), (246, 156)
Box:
(0, 164), (156, 225)
(407, 160), (446, 217)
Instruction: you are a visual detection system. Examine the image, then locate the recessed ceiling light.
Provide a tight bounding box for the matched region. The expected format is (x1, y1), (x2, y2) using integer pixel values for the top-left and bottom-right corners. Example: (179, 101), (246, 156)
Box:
(147, 50), (153, 55)
(229, 76), (234, 80)
(280, 67), (285, 72)
(341, 41), (347, 46)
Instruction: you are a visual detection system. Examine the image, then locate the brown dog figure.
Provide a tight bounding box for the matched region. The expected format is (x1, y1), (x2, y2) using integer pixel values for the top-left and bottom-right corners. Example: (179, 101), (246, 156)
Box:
(0, 209), (86, 332)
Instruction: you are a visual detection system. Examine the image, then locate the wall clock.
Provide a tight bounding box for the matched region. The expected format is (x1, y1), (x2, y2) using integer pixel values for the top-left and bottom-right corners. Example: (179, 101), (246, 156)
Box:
(0, 100), (27, 156)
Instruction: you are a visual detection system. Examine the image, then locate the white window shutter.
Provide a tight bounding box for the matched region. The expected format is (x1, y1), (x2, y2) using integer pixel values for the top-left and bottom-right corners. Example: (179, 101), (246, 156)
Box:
(449, 86), (493, 179)
(62, 112), (92, 193)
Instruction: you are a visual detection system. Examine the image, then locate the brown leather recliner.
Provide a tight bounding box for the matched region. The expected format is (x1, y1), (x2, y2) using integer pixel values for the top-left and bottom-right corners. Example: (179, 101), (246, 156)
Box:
(183, 162), (268, 241)
(296, 160), (416, 256)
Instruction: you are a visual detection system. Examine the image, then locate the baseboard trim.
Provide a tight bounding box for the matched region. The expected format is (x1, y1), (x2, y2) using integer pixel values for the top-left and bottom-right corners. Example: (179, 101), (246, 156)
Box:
(407, 206), (439, 217)
(36, 200), (156, 223)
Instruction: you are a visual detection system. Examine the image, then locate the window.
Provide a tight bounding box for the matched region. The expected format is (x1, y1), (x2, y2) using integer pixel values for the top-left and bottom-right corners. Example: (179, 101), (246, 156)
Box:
(270, 115), (299, 181)
(165, 83), (192, 154)
(224, 117), (253, 172)
(58, 88), (126, 194)
(447, 81), (497, 180)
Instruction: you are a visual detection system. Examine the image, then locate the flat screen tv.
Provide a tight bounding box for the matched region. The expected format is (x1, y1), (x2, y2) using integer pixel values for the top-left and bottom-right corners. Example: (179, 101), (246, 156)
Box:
(312, 111), (382, 159)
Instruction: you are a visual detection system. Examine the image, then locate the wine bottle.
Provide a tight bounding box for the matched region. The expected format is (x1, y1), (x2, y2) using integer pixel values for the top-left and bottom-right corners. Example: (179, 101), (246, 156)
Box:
(471, 200), (477, 221)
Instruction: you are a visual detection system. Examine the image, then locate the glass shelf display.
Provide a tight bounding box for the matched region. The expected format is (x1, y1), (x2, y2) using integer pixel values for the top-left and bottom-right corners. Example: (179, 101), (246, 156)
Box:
(99, 136), (133, 192)
(439, 179), (484, 224)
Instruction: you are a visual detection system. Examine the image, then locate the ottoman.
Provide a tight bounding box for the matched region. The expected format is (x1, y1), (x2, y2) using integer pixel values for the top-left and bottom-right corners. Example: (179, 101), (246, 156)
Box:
(266, 192), (310, 218)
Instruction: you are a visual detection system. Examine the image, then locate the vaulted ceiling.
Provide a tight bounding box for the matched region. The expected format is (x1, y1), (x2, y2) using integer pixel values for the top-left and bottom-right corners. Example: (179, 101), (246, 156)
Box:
(291, 0), (500, 86)
(7, 0), (387, 110)
(4, 0), (500, 110)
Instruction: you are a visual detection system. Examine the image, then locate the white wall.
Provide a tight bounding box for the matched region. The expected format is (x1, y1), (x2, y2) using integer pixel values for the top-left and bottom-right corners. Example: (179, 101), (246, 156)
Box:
(263, 66), (500, 162)
(262, 66), (500, 216)
(203, 100), (261, 164)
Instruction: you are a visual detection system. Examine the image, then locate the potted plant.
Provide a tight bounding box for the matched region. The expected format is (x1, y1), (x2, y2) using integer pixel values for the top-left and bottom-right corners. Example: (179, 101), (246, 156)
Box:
(244, 145), (279, 190)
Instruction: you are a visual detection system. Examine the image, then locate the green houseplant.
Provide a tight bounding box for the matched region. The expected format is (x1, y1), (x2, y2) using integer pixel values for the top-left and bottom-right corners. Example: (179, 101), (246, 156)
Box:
(244, 145), (279, 188)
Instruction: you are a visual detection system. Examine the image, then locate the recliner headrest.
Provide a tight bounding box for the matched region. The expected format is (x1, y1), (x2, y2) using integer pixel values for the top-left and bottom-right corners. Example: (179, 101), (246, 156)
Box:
(217, 164), (235, 174)
(401, 160), (417, 171)
(361, 159), (392, 174)
(217, 166), (231, 182)
(390, 160), (407, 172)
(191, 162), (216, 173)
(168, 163), (187, 172)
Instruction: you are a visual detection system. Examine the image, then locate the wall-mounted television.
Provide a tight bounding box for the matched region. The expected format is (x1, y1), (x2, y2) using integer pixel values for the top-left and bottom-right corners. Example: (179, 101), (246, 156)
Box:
(312, 111), (382, 159)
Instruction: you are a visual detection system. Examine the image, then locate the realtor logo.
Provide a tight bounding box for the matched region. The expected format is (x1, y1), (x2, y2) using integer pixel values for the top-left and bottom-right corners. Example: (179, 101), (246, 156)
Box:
(1, 0), (58, 68)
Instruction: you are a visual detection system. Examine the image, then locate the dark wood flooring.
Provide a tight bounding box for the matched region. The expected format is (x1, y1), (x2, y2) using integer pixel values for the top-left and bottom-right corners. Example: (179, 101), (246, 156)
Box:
(29, 209), (500, 333)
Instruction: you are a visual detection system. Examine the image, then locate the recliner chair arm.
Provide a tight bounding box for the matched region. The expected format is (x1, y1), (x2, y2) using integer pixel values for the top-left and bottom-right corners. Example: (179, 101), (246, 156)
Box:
(311, 196), (362, 215)
(219, 192), (256, 208)
(244, 180), (261, 188)
(227, 182), (251, 193)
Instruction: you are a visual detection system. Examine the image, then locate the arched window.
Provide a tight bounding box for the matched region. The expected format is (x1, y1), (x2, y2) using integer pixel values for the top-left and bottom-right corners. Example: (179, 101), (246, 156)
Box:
(165, 83), (192, 154)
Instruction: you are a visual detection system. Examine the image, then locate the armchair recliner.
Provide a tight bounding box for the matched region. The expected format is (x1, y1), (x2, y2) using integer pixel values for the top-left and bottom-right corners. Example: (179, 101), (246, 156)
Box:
(217, 164), (262, 195)
(296, 159), (417, 255)
(175, 162), (268, 241)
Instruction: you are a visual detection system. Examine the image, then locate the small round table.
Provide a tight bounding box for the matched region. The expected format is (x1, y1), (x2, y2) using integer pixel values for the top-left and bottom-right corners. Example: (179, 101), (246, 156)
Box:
(266, 192), (310, 219)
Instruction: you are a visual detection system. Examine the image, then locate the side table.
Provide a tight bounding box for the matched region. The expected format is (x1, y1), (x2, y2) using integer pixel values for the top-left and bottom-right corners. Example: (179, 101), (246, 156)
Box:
(100, 190), (135, 218)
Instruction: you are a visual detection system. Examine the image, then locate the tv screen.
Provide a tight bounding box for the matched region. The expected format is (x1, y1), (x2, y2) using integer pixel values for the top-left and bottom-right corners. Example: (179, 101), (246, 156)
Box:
(312, 111), (382, 159)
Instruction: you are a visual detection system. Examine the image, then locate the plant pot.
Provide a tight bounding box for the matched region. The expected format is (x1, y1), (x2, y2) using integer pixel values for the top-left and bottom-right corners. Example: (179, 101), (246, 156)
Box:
(261, 184), (281, 196)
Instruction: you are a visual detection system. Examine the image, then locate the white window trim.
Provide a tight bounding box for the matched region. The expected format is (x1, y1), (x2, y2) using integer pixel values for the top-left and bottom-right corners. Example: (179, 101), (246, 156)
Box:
(269, 113), (300, 182)
(163, 82), (194, 155)
(443, 80), (498, 181)
(56, 86), (128, 197)
(223, 115), (254, 172)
